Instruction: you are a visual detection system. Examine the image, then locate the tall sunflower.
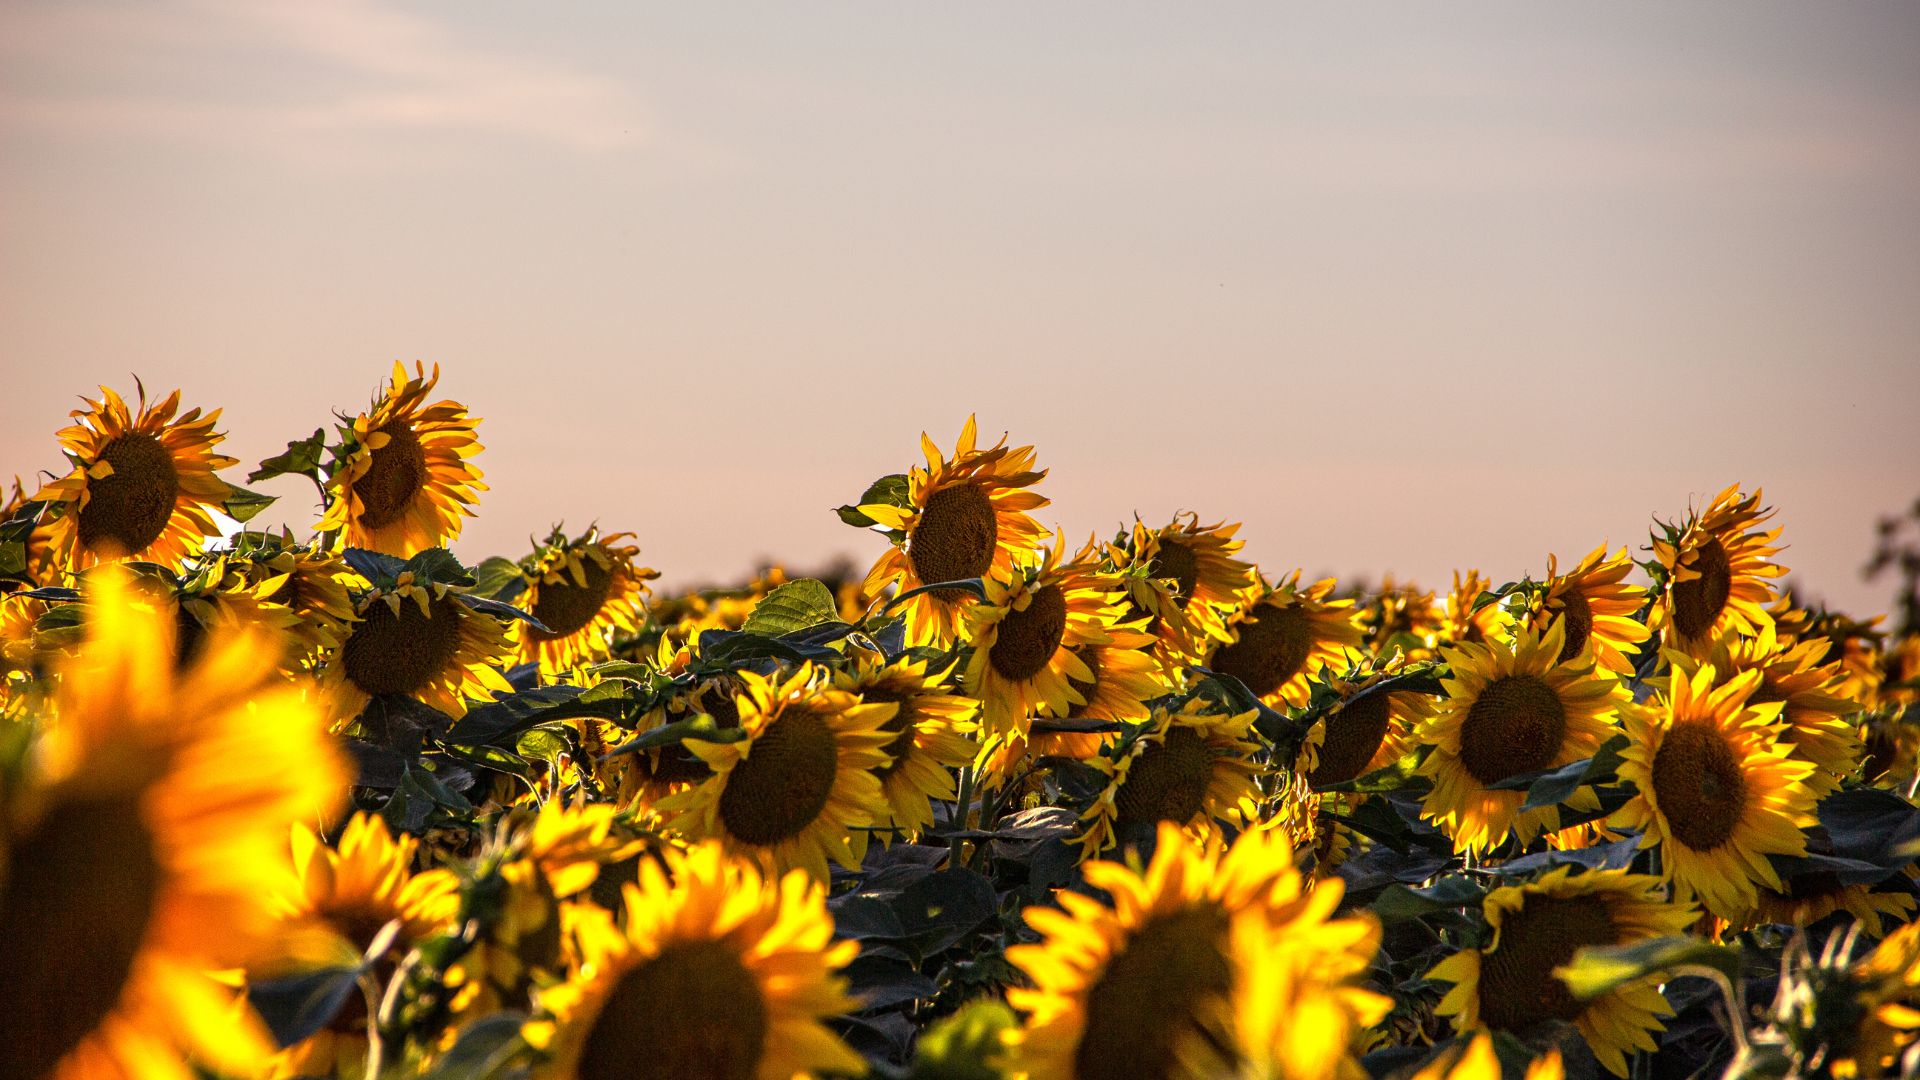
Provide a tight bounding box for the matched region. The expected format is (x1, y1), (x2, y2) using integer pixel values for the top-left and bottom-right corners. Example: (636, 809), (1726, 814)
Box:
(1528, 544), (1651, 676)
(1299, 672), (1434, 790)
(831, 653), (977, 839)
(317, 574), (515, 725)
(652, 663), (894, 882)
(1611, 663), (1820, 920)
(1105, 513), (1257, 662)
(1417, 622), (1625, 855)
(1077, 701), (1262, 857)
(1651, 485), (1786, 658)
(858, 415), (1051, 647)
(316, 362), (486, 556)
(1671, 625), (1863, 796)
(513, 527), (658, 675)
(1206, 573), (1365, 709)
(962, 540), (1126, 739)
(1008, 822), (1387, 1080)
(32, 384), (239, 576)
(528, 841), (865, 1080)
(1427, 867), (1697, 1077)
(0, 569), (347, 1080)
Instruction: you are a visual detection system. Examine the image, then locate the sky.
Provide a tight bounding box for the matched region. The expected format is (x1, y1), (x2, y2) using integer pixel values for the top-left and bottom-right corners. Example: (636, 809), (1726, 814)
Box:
(2, 2), (1917, 617)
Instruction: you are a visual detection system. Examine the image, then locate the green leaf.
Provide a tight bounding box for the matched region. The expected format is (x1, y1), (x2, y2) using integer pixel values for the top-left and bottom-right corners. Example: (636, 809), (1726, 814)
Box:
(884, 577), (988, 612)
(836, 473), (912, 528)
(602, 715), (749, 758)
(469, 556), (528, 602)
(419, 1012), (527, 1079)
(1484, 734), (1627, 811)
(247, 966), (365, 1049)
(1373, 875), (1486, 923)
(404, 548), (475, 587)
(222, 484), (277, 523)
(1557, 935), (1744, 1001)
(908, 999), (1018, 1080)
(248, 428), (327, 484)
(516, 723), (575, 767)
(741, 578), (840, 637)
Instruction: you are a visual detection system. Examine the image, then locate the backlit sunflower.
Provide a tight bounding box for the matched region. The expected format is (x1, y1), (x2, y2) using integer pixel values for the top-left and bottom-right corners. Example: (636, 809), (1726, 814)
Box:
(1077, 700), (1262, 857)
(1528, 544), (1651, 676)
(979, 621), (1168, 776)
(0, 569), (347, 1080)
(1417, 621), (1626, 855)
(1358, 575), (1443, 660)
(513, 527), (658, 675)
(1440, 569), (1512, 649)
(1206, 573), (1365, 709)
(1650, 485), (1786, 658)
(316, 362), (486, 556)
(1008, 822), (1387, 1080)
(1409, 1033), (1564, 1080)
(1300, 673), (1435, 790)
(1671, 625), (1863, 796)
(612, 673), (745, 811)
(831, 653), (977, 839)
(858, 415), (1050, 647)
(1832, 917), (1920, 1076)
(528, 841), (864, 1080)
(317, 574), (514, 726)
(32, 384), (240, 576)
(963, 540), (1125, 739)
(224, 535), (359, 660)
(653, 663), (894, 882)
(1106, 513), (1257, 662)
(1428, 867), (1697, 1077)
(1611, 663), (1820, 920)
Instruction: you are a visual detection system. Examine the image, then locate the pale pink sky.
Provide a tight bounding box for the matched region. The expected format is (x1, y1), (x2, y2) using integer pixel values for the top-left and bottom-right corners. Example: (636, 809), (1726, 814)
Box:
(2, 2), (1917, 617)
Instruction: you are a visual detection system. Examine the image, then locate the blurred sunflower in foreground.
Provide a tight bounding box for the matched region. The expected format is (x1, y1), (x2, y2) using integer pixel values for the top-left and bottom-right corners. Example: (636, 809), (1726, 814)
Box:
(316, 362), (486, 556)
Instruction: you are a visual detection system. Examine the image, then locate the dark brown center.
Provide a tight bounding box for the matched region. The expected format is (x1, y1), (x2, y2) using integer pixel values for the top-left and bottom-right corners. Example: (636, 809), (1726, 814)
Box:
(907, 482), (998, 595)
(77, 433), (179, 557)
(1477, 894), (1618, 1033)
(1650, 721), (1748, 851)
(862, 687), (918, 782)
(576, 940), (768, 1080)
(341, 593), (467, 697)
(1671, 538), (1734, 640)
(352, 420), (428, 530)
(1073, 904), (1235, 1080)
(1148, 540), (1201, 605)
(1115, 726), (1215, 828)
(717, 707), (840, 845)
(531, 555), (616, 639)
(1458, 675), (1568, 786)
(988, 584), (1067, 682)
(1309, 692), (1396, 787)
(1210, 604), (1313, 698)
(1555, 589), (1593, 663)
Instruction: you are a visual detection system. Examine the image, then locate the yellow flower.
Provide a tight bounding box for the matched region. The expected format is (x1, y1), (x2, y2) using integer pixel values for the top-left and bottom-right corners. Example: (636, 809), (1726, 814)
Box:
(1076, 700), (1261, 858)
(1105, 513), (1257, 662)
(1834, 919), (1920, 1076)
(0, 568), (347, 1079)
(513, 527), (658, 676)
(831, 653), (977, 839)
(32, 384), (240, 576)
(1611, 663), (1820, 919)
(530, 842), (864, 1080)
(1742, 877), (1915, 939)
(979, 620), (1168, 776)
(1527, 544), (1652, 676)
(1007, 823), (1387, 1080)
(1650, 485), (1786, 658)
(317, 577), (515, 725)
(1428, 867), (1698, 1076)
(611, 673), (745, 811)
(317, 362), (486, 556)
(1417, 621), (1626, 855)
(1439, 569), (1513, 649)
(1410, 1033), (1564, 1080)
(858, 415), (1050, 647)
(1300, 672), (1434, 790)
(653, 663), (894, 882)
(1206, 573), (1364, 709)
(962, 539), (1126, 739)
(1671, 624), (1864, 796)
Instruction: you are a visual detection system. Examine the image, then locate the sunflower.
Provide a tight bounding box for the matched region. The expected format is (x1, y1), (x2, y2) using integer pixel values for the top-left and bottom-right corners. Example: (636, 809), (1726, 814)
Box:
(1611, 663), (1820, 920)
(1671, 625), (1863, 796)
(528, 841), (865, 1080)
(1358, 575), (1443, 660)
(962, 540), (1126, 739)
(1833, 918), (1920, 1076)
(1528, 545), (1651, 676)
(653, 663), (894, 882)
(0, 568), (347, 1079)
(1008, 822), (1387, 1080)
(1106, 513), (1258, 662)
(1650, 485), (1786, 658)
(1300, 673), (1434, 790)
(1440, 569), (1512, 649)
(238, 537), (359, 659)
(31, 384), (240, 576)
(612, 673), (746, 811)
(317, 573), (515, 725)
(1427, 867), (1699, 1076)
(1206, 573), (1365, 709)
(261, 813), (461, 1079)
(316, 362), (486, 556)
(513, 527), (658, 675)
(1744, 876), (1915, 939)
(830, 653), (977, 839)
(1077, 700), (1262, 857)
(858, 415), (1051, 647)
(1410, 1033), (1564, 1080)
(978, 621), (1168, 777)
(1417, 621), (1626, 856)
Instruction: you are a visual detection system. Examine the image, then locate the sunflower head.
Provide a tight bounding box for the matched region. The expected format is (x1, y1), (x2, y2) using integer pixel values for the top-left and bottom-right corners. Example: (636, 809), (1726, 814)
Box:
(1528, 544), (1652, 675)
(1077, 699), (1262, 858)
(319, 571), (516, 726)
(1301, 671), (1434, 790)
(855, 415), (1051, 647)
(1651, 485), (1787, 658)
(1104, 512), (1257, 662)
(831, 652), (978, 838)
(316, 362), (487, 556)
(962, 539), (1127, 739)
(1671, 624), (1864, 796)
(1207, 572), (1365, 708)
(514, 526), (659, 675)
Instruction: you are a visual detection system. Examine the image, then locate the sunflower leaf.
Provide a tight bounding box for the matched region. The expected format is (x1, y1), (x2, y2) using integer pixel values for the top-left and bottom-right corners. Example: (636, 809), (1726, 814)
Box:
(222, 483), (277, 523)
(1372, 876), (1487, 923)
(907, 999), (1019, 1080)
(1556, 936), (1744, 1002)
(885, 577), (988, 611)
(419, 1012), (528, 1080)
(741, 578), (842, 637)
(247, 966), (367, 1049)
(469, 556), (528, 602)
(837, 473), (912, 529)
(601, 715), (749, 757)
(247, 428), (328, 484)
(457, 593), (550, 633)
(404, 547), (476, 587)
(342, 547), (408, 585)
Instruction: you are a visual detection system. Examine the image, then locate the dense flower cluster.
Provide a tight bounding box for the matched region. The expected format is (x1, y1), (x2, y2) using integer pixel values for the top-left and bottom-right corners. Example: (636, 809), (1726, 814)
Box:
(3, 368), (1919, 1079)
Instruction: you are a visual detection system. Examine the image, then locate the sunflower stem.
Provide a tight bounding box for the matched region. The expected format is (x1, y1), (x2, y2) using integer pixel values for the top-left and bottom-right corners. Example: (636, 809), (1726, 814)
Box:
(950, 765), (975, 868)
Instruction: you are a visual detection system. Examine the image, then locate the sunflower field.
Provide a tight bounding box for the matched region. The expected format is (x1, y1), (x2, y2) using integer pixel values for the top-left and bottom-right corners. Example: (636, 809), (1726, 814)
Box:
(6, 364), (1920, 1080)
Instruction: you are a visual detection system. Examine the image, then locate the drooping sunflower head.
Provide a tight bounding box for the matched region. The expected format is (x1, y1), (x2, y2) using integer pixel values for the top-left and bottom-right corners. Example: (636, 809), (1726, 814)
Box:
(1417, 621), (1626, 855)
(1611, 662), (1820, 920)
(963, 539), (1127, 739)
(1207, 572), (1365, 709)
(529, 841), (865, 1080)
(318, 573), (515, 726)
(1077, 699), (1262, 858)
(226, 535), (359, 659)
(1429, 867), (1699, 1076)
(32, 383), (241, 576)
(857, 415), (1051, 646)
(980, 619), (1173, 777)
(514, 526), (659, 675)
(317, 361), (487, 556)
(1529, 544), (1652, 676)
(1, 568), (348, 1079)
(1301, 672), (1435, 791)
(1742, 870), (1916, 939)
(1651, 485), (1787, 657)
(652, 662), (895, 882)
(1105, 512), (1258, 661)
(831, 652), (978, 838)
(1008, 822), (1387, 1080)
